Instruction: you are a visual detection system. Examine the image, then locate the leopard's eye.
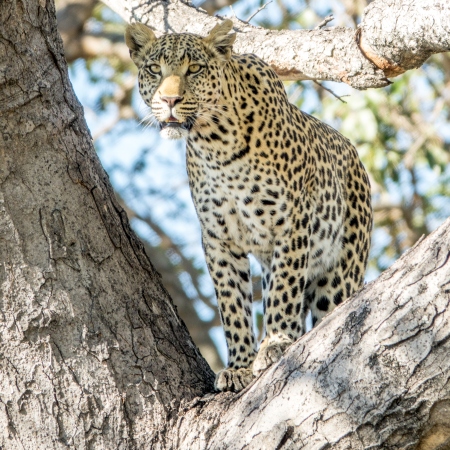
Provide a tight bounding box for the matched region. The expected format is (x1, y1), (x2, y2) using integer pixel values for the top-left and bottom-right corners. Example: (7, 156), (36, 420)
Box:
(188, 64), (203, 75)
(147, 64), (161, 75)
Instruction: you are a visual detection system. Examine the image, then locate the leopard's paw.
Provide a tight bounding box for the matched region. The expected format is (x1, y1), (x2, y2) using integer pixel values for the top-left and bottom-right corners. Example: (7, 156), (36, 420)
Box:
(253, 334), (293, 377)
(215, 367), (254, 392)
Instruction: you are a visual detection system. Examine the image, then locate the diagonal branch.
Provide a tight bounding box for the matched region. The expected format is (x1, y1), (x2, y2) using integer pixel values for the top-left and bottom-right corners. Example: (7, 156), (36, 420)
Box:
(174, 216), (450, 448)
(315, 14), (334, 30)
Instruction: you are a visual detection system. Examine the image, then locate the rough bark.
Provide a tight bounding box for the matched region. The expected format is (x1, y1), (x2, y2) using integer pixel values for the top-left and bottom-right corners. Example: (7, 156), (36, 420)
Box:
(1, 0), (450, 449)
(172, 224), (450, 449)
(102, 0), (450, 89)
(358, 0), (450, 77)
(56, 0), (226, 371)
(0, 1), (213, 448)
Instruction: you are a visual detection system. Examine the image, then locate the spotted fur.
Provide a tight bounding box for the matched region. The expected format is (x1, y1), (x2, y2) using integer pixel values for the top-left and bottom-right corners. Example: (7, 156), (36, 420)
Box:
(126, 20), (373, 392)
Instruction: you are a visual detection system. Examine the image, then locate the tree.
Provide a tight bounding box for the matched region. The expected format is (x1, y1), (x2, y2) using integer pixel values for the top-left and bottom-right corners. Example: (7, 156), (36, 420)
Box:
(0, 0), (449, 449)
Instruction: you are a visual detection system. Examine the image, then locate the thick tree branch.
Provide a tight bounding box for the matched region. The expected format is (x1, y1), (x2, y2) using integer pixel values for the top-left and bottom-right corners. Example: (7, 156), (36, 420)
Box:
(102, 0), (450, 89)
(172, 218), (450, 449)
(0, 1), (213, 447)
(359, 0), (450, 77)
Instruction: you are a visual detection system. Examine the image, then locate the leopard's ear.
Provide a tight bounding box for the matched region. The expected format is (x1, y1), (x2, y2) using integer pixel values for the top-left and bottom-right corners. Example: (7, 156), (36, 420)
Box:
(125, 23), (156, 66)
(203, 19), (236, 61)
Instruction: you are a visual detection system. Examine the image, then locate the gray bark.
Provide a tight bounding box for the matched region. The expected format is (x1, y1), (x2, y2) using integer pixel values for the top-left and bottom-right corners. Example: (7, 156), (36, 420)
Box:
(0, 1), (212, 448)
(1, 0), (450, 449)
(173, 224), (450, 449)
(102, 0), (450, 89)
(359, 0), (450, 77)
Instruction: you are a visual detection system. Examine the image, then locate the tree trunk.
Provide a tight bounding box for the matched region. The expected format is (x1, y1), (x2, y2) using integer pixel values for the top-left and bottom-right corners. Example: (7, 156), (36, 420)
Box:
(103, 0), (450, 89)
(0, 1), (212, 448)
(0, 0), (449, 449)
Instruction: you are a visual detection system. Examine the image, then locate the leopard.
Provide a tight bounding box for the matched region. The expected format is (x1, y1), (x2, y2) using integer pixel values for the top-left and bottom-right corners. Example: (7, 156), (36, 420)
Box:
(125, 19), (373, 392)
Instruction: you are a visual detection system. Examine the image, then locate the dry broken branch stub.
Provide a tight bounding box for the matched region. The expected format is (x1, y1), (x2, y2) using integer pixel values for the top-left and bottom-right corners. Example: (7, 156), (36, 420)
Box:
(314, 14), (334, 30)
(313, 80), (348, 103)
(244, 0), (273, 24)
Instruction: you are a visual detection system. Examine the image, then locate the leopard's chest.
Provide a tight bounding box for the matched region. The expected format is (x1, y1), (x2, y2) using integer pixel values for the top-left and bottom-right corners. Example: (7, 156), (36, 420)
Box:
(189, 160), (288, 261)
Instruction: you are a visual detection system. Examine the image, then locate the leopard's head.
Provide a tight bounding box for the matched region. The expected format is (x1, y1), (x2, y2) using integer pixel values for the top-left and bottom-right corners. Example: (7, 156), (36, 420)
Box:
(125, 20), (236, 139)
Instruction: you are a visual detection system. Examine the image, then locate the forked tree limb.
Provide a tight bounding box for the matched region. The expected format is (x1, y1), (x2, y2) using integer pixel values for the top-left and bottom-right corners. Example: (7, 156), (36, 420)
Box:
(102, 0), (450, 89)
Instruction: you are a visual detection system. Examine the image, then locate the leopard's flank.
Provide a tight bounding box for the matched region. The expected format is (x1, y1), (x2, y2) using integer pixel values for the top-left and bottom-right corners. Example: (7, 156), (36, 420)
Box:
(125, 20), (373, 392)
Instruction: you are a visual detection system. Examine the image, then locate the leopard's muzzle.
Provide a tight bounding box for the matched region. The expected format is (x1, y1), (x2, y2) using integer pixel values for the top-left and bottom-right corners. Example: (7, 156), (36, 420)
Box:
(158, 118), (194, 140)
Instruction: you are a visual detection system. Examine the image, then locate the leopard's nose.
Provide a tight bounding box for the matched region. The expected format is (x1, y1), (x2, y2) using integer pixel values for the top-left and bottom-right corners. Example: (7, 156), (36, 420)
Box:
(161, 96), (183, 108)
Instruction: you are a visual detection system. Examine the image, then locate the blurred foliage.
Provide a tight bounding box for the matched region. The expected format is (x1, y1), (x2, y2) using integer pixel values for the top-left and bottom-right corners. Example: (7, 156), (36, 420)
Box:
(56, 0), (450, 371)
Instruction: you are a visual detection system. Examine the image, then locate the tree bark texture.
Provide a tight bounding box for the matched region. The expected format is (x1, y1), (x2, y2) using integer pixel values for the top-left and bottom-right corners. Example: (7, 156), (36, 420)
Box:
(172, 222), (450, 449)
(0, 1), (213, 448)
(358, 0), (450, 77)
(1, 0), (450, 449)
(102, 0), (450, 89)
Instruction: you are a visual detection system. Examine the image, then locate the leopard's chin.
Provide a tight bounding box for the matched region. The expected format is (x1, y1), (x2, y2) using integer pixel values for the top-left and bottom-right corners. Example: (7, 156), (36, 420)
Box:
(159, 121), (192, 140)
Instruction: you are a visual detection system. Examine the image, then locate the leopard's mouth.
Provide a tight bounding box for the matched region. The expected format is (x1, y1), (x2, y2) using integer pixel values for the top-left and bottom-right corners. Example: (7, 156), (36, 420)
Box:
(158, 120), (194, 132)
(157, 117), (195, 140)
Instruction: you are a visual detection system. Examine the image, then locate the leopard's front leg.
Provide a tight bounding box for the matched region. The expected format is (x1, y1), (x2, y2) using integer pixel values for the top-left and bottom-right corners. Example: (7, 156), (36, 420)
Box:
(253, 229), (311, 377)
(203, 237), (257, 392)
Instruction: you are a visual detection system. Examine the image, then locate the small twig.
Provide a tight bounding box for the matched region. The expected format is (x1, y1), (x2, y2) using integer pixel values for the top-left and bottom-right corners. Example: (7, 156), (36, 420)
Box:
(313, 80), (348, 103)
(245, 0), (273, 24)
(229, 5), (237, 19)
(315, 14), (334, 30)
